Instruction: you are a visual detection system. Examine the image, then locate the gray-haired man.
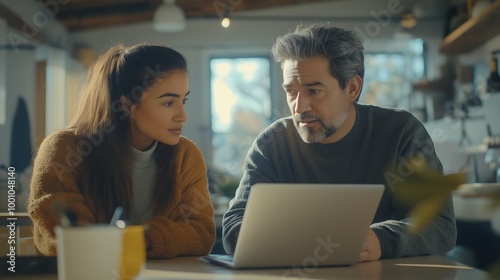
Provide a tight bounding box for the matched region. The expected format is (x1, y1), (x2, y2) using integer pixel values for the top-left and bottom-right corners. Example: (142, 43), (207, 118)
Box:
(222, 23), (456, 262)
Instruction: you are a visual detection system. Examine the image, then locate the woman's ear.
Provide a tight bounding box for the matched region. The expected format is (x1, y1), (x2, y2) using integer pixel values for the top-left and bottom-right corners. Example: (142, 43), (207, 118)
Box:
(119, 96), (135, 118)
(346, 75), (362, 102)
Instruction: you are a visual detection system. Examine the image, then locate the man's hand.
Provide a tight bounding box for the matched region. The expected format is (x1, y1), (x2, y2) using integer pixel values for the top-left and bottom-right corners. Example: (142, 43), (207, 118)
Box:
(357, 228), (382, 262)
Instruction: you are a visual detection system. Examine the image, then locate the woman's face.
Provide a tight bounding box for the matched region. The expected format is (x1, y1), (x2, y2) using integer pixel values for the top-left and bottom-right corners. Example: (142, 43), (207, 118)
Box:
(129, 70), (189, 151)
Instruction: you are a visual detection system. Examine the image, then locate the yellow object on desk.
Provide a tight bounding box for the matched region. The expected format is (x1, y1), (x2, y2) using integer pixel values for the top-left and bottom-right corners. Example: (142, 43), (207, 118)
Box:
(120, 225), (146, 280)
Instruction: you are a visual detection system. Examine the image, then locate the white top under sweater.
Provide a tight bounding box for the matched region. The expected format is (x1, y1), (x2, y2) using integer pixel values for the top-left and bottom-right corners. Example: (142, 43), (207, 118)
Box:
(129, 141), (158, 224)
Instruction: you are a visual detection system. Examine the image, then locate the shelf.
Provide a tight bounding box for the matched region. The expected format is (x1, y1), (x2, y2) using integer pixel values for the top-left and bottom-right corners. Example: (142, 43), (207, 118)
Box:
(440, 1), (500, 54)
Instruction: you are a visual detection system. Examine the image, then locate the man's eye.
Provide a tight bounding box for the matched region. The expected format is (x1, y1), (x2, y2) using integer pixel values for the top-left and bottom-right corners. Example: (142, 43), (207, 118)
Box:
(309, 89), (320, 94)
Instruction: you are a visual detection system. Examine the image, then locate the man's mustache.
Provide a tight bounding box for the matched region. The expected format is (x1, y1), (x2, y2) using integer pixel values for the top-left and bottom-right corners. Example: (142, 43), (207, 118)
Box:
(294, 113), (320, 122)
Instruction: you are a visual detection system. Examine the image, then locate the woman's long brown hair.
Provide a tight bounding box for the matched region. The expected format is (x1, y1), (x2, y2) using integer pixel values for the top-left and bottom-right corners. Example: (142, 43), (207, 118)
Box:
(68, 44), (187, 221)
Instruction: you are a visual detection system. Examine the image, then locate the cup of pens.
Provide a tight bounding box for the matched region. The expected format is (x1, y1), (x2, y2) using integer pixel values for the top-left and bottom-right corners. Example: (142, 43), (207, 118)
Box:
(56, 225), (124, 280)
(55, 207), (146, 280)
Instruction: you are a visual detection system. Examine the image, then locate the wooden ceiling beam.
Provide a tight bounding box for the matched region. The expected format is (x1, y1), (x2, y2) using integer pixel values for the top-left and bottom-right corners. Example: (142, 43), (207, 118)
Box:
(180, 0), (334, 17)
(62, 11), (154, 32)
(56, 2), (155, 20)
(0, 4), (50, 44)
(58, 0), (161, 13)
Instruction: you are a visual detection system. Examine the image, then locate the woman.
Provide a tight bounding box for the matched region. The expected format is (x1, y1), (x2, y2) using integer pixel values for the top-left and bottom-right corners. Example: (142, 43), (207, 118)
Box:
(28, 44), (216, 259)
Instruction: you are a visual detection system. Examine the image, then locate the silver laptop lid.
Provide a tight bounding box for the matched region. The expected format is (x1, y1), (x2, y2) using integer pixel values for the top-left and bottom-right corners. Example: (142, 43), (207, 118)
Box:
(232, 183), (385, 268)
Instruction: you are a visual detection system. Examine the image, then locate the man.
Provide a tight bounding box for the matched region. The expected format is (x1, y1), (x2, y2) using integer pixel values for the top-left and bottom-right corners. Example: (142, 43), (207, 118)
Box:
(222, 23), (456, 262)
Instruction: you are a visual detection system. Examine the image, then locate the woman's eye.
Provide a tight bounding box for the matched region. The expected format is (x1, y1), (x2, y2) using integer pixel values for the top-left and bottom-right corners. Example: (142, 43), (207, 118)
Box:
(164, 101), (174, 107)
(182, 98), (189, 105)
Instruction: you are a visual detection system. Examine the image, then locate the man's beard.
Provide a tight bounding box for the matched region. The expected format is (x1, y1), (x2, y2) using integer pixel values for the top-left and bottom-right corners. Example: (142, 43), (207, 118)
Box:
(293, 108), (349, 143)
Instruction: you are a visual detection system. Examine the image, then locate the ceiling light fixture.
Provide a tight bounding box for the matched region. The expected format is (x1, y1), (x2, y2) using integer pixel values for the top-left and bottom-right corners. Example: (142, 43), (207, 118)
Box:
(400, 12), (417, 29)
(153, 0), (186, 32)
(221, 15), (230, 28)
(221, 9), (230, 28)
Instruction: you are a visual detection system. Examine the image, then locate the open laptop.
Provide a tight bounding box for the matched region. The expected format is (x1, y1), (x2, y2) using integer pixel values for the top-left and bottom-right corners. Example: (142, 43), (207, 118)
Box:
(204, 183), (385, 269)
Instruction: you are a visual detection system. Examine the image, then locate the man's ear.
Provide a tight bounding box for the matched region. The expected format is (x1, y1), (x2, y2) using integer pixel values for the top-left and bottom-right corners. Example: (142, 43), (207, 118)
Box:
(346, 75), (362, 102)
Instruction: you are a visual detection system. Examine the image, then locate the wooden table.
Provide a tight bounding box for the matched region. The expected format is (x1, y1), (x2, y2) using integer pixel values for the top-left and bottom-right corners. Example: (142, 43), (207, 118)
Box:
(1, 255), (491, 280)
(139, 255), (489, 280)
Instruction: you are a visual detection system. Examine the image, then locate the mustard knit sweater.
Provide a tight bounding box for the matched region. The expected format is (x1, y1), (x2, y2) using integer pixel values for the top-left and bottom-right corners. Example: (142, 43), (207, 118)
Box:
(28, 130), (216, 258)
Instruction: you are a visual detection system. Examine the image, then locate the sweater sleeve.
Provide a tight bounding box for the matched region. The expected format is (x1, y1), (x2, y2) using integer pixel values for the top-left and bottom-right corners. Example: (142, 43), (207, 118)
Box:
(145, 139), (216, 258)
(371, 116), (457, 258)
(28, 131), (97, 256)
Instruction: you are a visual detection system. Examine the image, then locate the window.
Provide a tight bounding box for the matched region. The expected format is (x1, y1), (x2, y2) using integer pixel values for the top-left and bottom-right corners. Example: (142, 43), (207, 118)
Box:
(360, 39), (425, 111)
(210, 57), (272, 177)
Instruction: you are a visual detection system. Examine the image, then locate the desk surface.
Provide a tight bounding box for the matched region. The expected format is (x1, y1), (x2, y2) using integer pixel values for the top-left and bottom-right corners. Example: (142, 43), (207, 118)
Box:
(2, 255), (490, 280)
(139, 255), (489, 280)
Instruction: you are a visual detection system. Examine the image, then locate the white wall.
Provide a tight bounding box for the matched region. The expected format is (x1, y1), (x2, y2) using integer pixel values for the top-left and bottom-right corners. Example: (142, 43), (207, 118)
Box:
(0, 19), (6, 126)
(0, 33), (36, 170)
(0, 19), (8, 167)
(1, 18), (37, 211)
(0, 0), (81, 170)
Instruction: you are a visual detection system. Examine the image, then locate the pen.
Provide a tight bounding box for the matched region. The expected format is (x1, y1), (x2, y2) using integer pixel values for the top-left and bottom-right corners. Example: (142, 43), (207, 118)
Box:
(110, 206), (126, 228)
